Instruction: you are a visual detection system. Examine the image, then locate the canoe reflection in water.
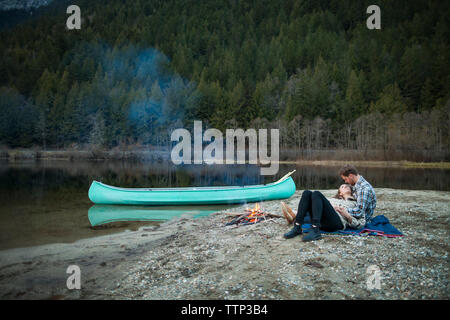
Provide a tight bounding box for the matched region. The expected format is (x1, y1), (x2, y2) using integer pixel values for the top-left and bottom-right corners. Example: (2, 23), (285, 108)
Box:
(87, 204), (237, 227)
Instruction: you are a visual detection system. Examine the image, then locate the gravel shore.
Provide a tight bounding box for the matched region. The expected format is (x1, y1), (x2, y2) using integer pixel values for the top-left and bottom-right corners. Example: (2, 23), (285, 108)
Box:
(0, 188), (449, 300)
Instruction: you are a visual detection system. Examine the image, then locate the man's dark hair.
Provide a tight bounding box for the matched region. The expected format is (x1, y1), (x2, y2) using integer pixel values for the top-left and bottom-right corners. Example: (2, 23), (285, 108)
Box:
(339, 164), (358, 177)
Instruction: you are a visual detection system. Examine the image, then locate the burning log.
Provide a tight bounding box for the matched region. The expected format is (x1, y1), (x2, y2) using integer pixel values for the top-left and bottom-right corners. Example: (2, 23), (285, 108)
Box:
(226, 213), (249, 226)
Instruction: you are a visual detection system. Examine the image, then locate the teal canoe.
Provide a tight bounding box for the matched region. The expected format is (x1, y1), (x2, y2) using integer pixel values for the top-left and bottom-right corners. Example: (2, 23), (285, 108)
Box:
(88, 175), (296, 205)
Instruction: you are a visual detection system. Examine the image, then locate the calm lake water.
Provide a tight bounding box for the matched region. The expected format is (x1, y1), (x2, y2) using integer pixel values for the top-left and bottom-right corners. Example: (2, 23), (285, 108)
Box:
(0, 160), (449, 250)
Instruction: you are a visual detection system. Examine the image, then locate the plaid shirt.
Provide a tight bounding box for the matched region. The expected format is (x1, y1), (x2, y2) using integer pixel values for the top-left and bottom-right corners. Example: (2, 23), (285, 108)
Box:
(347, 176), (376, 222)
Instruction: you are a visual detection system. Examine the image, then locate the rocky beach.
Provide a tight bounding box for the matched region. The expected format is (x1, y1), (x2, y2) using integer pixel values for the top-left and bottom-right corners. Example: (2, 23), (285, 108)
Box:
(0, 188), (448, 300)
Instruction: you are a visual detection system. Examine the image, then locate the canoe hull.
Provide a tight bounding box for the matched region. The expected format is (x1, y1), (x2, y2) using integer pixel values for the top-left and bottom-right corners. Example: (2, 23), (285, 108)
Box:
(88, 177), (296, 205)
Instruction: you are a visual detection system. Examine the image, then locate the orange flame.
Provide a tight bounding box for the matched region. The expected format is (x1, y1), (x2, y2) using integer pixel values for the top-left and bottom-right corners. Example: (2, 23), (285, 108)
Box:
(246, 203), (262, 218)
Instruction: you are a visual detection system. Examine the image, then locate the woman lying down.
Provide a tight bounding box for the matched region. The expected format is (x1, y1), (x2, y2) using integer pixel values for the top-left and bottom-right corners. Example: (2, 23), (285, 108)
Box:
(281, 184), (366, 242)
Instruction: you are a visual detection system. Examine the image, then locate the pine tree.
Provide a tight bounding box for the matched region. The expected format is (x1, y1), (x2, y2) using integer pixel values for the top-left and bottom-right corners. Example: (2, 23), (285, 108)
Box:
(344, 70), (366, 121)
(399, 45), (429, 111)
(420, 78), (436, 111)
(370, 83), (407, 116)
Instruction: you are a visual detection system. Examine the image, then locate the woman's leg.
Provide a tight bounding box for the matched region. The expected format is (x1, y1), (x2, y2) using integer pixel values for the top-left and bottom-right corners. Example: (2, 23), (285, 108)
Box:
(310, 191), (344, 232)
(294, 190), (313, 225)
(283, 190), (312, 239)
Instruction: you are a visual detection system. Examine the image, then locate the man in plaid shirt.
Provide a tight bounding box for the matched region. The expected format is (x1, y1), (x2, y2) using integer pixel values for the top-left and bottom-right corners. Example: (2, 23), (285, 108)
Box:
(334, 165), (377, 225)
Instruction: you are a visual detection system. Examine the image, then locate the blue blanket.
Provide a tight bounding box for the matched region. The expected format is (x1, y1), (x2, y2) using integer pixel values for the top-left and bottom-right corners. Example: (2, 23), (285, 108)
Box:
(302, 215), (404, 237)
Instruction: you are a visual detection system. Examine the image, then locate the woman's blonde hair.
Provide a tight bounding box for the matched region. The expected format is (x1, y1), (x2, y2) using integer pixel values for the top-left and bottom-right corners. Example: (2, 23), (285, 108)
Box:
(333, 184), (354, 199)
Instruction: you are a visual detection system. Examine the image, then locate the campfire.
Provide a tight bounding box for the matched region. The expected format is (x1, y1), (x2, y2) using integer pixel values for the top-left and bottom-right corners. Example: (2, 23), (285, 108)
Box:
(225, 203), (282, 226)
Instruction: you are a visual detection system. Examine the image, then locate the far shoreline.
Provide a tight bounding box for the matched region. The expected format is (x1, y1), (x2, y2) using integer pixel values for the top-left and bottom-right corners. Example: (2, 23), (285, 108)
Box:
(1, 149), (449, 169)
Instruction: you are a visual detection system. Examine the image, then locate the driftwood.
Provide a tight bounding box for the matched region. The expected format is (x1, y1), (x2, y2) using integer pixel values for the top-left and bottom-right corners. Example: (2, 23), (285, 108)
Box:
(265, 213), (283, 218)
(225, 212), (283, 218)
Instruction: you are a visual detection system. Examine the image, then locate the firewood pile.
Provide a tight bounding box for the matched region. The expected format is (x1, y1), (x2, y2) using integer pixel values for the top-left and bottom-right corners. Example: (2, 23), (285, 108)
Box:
(224, 203), (284, 226)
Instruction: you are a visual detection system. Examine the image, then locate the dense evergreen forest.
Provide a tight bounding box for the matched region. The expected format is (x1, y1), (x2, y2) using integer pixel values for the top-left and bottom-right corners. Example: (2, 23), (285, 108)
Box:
(0, 0), (449, 160)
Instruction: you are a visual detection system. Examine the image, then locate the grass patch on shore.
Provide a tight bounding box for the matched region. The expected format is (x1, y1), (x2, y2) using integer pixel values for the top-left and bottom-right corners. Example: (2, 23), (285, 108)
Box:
(279, 160), (450, 169)
(401, 161), (450, 169)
